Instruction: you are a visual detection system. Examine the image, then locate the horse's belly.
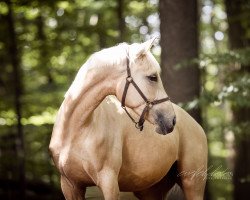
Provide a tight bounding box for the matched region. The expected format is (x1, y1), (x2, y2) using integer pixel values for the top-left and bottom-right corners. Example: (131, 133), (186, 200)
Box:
(118, 163), (173, 191)
(118, 154), (175, 191)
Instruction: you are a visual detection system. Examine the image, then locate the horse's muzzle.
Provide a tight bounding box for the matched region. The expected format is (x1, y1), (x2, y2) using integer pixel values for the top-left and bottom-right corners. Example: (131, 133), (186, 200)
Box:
(155, 113), (176, 135)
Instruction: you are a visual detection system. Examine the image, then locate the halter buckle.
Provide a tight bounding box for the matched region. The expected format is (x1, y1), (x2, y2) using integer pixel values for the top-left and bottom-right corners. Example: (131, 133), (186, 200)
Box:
(126, 76), (133, 83)
(146, 101), (153, 109)
(135, 123), (143, 131)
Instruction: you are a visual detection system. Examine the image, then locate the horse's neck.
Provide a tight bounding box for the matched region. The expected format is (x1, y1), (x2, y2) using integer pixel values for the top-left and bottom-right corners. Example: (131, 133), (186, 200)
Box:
(65, 66), (114, 126)
(52, 60), (121, 147)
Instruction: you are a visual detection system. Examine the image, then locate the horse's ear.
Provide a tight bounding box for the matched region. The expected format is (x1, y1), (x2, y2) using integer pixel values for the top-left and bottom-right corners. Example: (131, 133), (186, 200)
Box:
(136, 36), (159, 58)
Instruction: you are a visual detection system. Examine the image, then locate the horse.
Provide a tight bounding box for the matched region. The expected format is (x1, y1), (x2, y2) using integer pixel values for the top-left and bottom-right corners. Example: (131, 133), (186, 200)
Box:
(49, 37), (207, 200)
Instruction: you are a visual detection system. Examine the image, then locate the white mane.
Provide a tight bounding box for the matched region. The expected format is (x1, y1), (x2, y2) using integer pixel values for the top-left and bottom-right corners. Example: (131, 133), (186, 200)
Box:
(64, 42), (160, 99)
(64, 43), (129, 99)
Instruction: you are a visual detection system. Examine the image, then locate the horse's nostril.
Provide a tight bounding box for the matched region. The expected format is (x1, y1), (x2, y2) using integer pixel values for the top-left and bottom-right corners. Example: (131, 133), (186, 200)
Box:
(173, 116), (176, 126)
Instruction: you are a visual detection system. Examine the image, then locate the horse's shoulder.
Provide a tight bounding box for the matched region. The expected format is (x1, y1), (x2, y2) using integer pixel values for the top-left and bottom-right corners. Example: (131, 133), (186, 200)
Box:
(93, 96), (126, 125)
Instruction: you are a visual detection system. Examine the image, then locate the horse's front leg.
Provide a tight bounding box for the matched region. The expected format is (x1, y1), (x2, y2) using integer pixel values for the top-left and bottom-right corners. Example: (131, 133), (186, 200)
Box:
(61, 175), (86, 200)
(97, 168), (120, 200)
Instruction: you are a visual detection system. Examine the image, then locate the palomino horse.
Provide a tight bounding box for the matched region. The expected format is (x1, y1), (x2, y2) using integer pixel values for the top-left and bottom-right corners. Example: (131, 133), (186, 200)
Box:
(49, 38), (207, 200)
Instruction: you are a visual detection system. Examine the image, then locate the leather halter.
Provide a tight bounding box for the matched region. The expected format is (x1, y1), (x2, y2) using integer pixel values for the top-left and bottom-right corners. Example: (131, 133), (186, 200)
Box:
(121, 56), (170, 131)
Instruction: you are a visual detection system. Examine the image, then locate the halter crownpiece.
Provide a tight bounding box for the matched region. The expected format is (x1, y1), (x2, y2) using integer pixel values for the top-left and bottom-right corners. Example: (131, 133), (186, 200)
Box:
(121, 54), (170, 131)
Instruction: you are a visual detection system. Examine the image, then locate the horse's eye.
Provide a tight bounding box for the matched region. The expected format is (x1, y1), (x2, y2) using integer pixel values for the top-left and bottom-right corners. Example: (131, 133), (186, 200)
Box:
(147, 75), (158, 82)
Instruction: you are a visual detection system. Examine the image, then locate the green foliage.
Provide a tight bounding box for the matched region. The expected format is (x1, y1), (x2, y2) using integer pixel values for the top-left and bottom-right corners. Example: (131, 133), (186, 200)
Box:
(199, 0), (250, 199)
(200, 48), (250, 107)
(0, 0), (157, 198)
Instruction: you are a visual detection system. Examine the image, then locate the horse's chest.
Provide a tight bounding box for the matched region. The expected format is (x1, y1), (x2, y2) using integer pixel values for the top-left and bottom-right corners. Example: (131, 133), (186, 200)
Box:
(59, 130), (122, 184)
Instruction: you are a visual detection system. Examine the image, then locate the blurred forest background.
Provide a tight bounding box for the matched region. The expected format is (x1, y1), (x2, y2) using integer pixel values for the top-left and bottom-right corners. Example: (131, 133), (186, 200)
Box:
(0, 0), (249, 199)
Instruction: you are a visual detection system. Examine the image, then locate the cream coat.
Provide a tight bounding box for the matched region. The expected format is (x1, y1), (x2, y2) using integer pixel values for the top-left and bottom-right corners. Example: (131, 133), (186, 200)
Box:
(49, 39), (207, 200)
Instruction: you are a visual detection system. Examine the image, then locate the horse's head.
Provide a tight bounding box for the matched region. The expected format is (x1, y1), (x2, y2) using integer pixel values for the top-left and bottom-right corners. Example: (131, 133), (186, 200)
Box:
(116, 38), (176, 135)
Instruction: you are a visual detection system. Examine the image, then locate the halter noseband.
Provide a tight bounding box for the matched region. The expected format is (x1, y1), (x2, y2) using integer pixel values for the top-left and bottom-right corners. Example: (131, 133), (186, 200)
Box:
(121, 55), (170, 131)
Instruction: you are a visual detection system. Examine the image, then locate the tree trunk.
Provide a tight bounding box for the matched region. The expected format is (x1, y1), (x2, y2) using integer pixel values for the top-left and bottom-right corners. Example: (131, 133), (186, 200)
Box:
(159, 0), (201, 123)
(37, 13), (54, 84)
(159, 0), (206, 199)
(97, 13), (107, 49)
(6, 0), (26, 198)
(225, 0), (250, 199)
(117, 0), (125, 42)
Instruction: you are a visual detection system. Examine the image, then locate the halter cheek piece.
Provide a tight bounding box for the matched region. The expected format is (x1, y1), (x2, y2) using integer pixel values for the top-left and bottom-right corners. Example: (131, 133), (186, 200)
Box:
(121, 56), (170, 131)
